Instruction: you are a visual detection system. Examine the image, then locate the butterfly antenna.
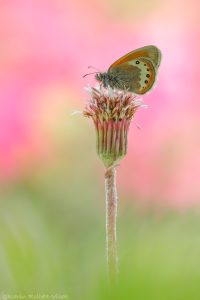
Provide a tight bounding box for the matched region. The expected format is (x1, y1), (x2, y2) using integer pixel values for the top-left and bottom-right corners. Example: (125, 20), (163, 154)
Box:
(83, 71), (99, 78)
(88, 66), (101, 72)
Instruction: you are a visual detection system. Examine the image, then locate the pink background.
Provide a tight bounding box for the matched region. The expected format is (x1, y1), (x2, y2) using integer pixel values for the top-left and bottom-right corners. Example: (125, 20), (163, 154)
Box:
(1, 0), (200, 208)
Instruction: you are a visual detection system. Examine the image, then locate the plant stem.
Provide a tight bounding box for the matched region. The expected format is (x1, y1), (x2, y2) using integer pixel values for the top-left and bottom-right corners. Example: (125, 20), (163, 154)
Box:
(105, 166), (118, 284)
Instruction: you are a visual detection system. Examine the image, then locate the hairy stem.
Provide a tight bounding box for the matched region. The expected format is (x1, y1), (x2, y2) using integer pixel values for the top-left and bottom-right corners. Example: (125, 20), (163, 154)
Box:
(105, 166), (118, 284)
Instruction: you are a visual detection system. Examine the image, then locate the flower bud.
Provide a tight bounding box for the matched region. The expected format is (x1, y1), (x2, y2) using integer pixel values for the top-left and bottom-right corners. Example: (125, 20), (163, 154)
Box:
(83, 85), (146, 167)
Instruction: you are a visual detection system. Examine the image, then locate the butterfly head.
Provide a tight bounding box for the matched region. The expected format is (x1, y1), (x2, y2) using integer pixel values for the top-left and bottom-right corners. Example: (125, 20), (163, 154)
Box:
(95, 72), (117, 89)
(95, 72), (108, 86)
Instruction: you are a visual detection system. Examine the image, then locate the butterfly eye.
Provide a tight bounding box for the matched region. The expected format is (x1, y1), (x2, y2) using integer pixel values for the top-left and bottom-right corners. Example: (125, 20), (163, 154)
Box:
(136, 61), (140, 64)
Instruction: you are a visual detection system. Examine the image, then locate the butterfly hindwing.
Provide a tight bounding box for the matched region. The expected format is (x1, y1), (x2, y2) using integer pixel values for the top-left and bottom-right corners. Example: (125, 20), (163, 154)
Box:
(109, 57), (156, 94)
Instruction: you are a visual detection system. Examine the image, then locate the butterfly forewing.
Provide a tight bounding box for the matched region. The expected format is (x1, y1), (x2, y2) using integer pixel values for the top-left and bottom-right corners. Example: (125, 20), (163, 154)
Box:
(108, 45), (161, 69)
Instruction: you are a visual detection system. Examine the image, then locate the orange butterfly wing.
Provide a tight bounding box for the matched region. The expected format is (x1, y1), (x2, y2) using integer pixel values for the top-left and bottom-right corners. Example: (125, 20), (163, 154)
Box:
(108, 45), (161, 94)
(109, 45), (161, 69)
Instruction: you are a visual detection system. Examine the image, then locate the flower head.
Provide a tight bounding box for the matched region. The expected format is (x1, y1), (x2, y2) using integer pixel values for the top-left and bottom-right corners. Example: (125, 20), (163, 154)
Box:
(83, 85), (146, 167)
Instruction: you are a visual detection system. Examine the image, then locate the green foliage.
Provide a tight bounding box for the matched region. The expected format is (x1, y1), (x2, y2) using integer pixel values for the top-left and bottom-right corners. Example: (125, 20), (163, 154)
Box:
(1, 179), (200, 299)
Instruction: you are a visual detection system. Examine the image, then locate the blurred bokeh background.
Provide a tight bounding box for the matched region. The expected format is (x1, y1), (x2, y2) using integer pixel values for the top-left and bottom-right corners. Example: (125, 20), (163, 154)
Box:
(0, 0), (200, 299)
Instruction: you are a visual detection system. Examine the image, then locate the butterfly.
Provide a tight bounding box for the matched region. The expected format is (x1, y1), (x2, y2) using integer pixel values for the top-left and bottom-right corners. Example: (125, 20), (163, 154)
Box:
(95, 45), (161, 95)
